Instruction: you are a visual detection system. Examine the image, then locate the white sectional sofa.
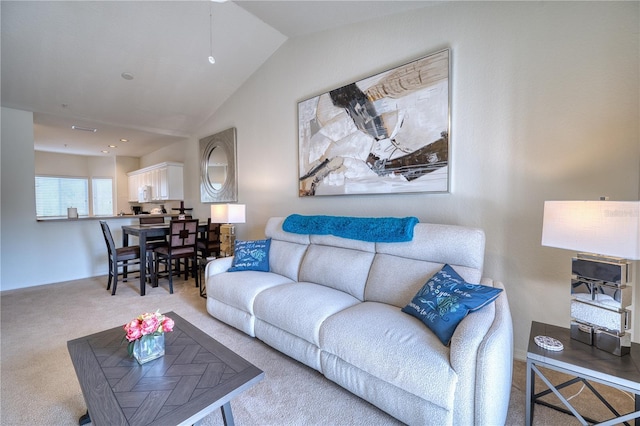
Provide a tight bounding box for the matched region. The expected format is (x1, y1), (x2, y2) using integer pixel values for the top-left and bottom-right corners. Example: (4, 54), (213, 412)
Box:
(204, 216), (513, 425)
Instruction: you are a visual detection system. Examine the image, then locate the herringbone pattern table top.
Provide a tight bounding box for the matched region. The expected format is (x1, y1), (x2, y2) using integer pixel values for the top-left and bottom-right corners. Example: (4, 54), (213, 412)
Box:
(68, 312), (263, 426)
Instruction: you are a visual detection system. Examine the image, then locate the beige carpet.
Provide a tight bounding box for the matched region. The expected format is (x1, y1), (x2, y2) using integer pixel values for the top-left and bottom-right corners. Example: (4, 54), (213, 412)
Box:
(0, 275), (635, 425)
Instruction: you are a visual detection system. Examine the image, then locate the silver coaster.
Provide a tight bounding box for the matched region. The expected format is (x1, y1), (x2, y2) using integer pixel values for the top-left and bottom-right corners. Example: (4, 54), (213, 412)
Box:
(534, 335), (564, 351)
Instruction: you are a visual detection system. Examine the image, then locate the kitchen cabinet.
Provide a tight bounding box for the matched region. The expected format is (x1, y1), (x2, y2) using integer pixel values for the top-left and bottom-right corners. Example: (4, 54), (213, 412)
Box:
(127, 162), (183, 202)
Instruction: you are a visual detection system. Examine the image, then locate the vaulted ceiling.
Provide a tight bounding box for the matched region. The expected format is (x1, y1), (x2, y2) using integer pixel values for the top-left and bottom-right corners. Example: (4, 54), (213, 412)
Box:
(1, 1), (433, 157)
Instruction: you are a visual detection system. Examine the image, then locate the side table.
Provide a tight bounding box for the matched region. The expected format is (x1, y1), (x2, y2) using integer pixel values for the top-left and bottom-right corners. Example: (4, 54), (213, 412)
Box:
(526, 321), (640, 425)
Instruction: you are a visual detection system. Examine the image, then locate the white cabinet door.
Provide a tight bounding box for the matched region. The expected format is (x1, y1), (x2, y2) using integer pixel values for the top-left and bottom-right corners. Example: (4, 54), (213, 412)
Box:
(128, 174), (139, 202)
(157, 167), (169, 200)
(165, 164), (183, 200)
(149, 168), (160, 200)
(127, 162), (183, 202)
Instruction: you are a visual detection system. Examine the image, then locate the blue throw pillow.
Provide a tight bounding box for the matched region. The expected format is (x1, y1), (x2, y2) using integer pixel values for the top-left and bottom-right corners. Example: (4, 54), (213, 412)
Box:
(228, 239), (271, 272)
(402, 264), (503, 346)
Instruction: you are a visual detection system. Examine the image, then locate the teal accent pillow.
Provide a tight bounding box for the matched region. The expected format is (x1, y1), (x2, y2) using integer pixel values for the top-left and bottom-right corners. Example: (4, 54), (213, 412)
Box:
(402, 264), (503, 346)
(228, 239), (271, 272)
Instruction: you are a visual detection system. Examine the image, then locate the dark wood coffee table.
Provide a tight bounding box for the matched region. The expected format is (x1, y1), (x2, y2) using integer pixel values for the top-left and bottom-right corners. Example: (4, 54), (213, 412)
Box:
(67, 312), (263, 426)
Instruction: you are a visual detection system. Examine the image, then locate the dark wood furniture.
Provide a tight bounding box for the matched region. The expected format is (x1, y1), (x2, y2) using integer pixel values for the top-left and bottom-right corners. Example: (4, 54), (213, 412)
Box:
(67, 311), (264, 426)
(526, 321), (640, 425)
(138, 216), (168, 279)
(99, 221), (141, 295)
(154, 219), (200, 294)
(198, 218), (221, 259)
(122, 221), (206, 295)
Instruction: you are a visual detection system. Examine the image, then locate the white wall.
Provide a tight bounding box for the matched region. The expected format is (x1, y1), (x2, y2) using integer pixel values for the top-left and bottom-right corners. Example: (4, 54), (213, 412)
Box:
(1, 2), (638, 359)
(115, 156), (139, 213)
(192, 2), (640, 358)
(2, 108), (140, 289)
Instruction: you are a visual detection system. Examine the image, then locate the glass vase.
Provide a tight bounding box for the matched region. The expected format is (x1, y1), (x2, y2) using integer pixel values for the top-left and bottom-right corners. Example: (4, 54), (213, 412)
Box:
(132, 333), (165, 364)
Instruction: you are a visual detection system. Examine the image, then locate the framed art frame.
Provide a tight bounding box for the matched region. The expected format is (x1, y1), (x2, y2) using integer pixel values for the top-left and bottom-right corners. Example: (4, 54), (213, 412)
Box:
(200, 127), (237, 203)
(297, 48), (450, 197)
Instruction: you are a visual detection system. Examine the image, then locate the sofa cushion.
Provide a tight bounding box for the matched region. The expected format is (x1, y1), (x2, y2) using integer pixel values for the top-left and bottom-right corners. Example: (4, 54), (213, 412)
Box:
(320, 302), (458, 410)
(254, 282), (360, 346)
(228, 239), (271, 272)
(299, 245), (374, 300)
(268, 239), (308, 282)
(365, 255), (443, 308)
(375, 223), (485, 275)
(402, 264), (503, 345)
(208, 270), (293, 313)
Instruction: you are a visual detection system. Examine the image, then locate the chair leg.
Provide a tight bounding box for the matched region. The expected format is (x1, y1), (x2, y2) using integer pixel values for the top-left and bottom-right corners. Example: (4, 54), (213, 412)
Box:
(106, 259), (113, 291)
(111, 261), (119, 295)
(154, 255), (160, 287)
(147, 252), (155, 286)
(168, 256), (174, 294)
(192, 256), (199, 289)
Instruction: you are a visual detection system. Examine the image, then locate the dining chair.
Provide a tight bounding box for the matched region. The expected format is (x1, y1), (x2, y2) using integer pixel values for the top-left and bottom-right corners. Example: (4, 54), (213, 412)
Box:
(138, 216), (168, 281)
(197, 219), (221, 260)
(153, 219), (199, 294)
(99, 221), (141, 295)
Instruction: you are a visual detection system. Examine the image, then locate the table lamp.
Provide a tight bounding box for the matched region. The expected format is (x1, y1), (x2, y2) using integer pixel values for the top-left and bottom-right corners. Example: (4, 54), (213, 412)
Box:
(211, 204), (246, 257)
(541, 200), (640, 355)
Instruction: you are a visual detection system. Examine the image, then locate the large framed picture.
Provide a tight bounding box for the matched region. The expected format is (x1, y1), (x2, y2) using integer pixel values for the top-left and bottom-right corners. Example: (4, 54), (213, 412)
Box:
(297, 48), (450, 197)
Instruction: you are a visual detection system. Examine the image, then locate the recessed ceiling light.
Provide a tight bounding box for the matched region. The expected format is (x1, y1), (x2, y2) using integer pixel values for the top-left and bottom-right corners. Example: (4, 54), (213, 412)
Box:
(101, 150), (109, 154)
(71, 125), (97, 132)
(120, 138), (128, 142)
(108, 145), (117, 148)
(121, 72), (134, 80)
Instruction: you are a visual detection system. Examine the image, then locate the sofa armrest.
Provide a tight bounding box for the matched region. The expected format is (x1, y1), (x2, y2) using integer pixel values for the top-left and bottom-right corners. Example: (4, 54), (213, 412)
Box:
(204, 256), (234, 279)
(449, 279), (513, 425)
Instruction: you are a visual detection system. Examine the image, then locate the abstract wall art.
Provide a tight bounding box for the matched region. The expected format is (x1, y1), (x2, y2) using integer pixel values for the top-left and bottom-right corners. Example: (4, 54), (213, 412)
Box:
(297, 48), (450, 197)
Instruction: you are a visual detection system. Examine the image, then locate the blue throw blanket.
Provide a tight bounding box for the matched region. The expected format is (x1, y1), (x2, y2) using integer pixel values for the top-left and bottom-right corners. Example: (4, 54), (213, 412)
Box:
(282, 214), (419, 243)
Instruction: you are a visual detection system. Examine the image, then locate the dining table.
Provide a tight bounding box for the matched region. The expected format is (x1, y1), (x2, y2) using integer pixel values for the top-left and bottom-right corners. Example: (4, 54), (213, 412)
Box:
(122, 220), (207, 296)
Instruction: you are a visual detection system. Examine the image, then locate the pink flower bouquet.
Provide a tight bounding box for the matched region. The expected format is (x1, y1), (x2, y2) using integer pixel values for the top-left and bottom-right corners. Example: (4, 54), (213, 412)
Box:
(123, 311), (174, 357)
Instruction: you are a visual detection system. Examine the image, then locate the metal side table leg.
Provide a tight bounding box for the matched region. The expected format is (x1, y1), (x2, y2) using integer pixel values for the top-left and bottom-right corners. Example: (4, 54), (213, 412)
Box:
(221, 402), (235, 426)
(526, 358), (534, 426)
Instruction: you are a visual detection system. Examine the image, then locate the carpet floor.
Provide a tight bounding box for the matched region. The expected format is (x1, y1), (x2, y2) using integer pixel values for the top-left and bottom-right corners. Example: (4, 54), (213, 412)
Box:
(0, 275), (635, 425)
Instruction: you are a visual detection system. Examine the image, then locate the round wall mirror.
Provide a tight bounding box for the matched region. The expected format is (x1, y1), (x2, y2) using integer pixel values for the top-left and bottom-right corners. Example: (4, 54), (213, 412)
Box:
(199, 128), (237, 203)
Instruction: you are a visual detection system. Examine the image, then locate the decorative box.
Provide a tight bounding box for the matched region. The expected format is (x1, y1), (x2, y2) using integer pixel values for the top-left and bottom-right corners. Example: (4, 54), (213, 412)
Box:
(570, 321), (594, 346)
(572, 257), (631, 287)
(570, 300), (630, 334)
(594, 328), (631, 356)
(571, 279), (632, 311)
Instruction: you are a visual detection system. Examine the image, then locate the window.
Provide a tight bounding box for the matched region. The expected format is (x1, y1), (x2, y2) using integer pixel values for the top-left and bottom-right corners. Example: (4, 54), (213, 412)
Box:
(35, 176), (113, 218)
(92, 178), (113, 216)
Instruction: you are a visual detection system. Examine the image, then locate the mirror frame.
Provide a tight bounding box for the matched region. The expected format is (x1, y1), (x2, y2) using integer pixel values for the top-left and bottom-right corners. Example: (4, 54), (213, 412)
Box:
(199, 127), (237, 203)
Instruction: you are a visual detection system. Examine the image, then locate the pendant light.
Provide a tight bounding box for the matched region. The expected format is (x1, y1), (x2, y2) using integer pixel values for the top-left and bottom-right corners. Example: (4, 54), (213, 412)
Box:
(208, 2), (215, 64)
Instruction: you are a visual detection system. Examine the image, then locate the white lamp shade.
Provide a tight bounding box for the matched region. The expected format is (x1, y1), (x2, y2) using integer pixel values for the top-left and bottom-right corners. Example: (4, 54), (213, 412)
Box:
(211, 203), (245, 224)
(541, 200), (640, 260)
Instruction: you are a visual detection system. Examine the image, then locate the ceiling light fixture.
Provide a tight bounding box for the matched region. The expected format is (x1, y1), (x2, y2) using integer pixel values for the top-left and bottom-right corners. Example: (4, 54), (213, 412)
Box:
(71, 125), (97, 133)
(208, 3), (215, 64)
(108, 145), (117, 148)
(120, 138), (128, 142)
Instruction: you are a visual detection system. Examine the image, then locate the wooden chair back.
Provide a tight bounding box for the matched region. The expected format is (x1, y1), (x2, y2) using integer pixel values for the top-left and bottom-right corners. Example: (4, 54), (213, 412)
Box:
(168, 219), (198, 249)
(100, 220), (116, 256)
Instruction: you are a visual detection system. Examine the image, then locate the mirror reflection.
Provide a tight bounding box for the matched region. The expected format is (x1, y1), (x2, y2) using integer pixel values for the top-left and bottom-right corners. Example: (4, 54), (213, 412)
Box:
(207, 147), (228, 190)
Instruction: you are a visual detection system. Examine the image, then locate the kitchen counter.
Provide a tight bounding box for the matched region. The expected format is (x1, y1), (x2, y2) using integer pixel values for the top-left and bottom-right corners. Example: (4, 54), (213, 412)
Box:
(36, 214), (182, 222)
